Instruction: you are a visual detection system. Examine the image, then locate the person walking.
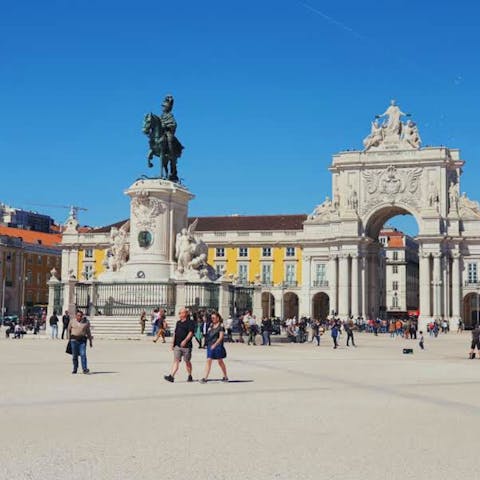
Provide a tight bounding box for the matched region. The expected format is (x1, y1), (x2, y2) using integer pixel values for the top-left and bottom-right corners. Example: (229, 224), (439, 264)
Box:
(246, 312), (258, 346)
(469, 325), (480, 359)
(419, 331), (425, 350)
(331, 322), (339, 349)
(153, 308), (167, 343)
(200, 311), (228, 383)
(67, 311), (93, 374)
(150, 308), (159, 337)
(164, 308), (195, 383)
(345, 321), (356, 347)
(311, 319), (321, 346)
(61, 311), (70, 339)
(261, 317), (272, 346)
(225, 314), (233, 342)
(139, 310), (147, 335)
(49, 311), (59, 339)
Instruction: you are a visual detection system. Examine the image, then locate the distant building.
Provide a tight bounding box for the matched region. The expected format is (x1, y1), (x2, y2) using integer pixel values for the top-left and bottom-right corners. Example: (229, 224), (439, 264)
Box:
(379, 227), (419, 318)
(0, 203), (55, 233)
(0, 226), (62, 316)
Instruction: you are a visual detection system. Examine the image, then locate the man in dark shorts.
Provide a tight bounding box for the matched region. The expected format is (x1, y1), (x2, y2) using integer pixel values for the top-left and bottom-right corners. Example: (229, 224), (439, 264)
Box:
(164, 307), (195, 382)
(469, 325), (480, 359)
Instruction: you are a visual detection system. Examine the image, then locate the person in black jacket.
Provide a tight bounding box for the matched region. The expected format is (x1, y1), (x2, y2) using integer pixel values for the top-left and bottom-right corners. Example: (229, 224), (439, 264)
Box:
(61, 311), (70, 339)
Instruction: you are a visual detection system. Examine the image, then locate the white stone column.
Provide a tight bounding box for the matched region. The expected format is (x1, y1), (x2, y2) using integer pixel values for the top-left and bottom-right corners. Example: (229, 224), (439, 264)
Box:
(351, 253), (359, 318)
(418, 252), (431, 331)
(253, 285), (263, 321)
(300, 255), (312, 317)
(360, 254), (367, 318)
(328, 254), (338, 316)
(218, 281), (231, 320)
(432, 252), (442, 320)
(175, 280), (187, 311)
(338, 254), (349, 318)
(451, 252), (461, 327)
(368, 254), (377, 319)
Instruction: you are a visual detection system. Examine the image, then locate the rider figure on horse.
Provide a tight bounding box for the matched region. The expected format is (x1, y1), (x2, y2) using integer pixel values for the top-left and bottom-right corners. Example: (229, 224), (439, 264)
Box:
(143, 95), (184, 182)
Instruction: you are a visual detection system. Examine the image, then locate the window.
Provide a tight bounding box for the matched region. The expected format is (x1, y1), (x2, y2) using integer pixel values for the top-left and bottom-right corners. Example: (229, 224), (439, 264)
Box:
(315, 264), (326, 284)
(285, 264), (296, 284)
(215, 264), (224, 276)
(286, 247), (295, 257)
(392, 281), (398, 291)
(392, 265), (398, 274)
(239, 247), (248, 258)
(468, 263), (478, 283)
(85, 248), (93, 258)
(37, 255), (42, 265)
(27, 255), (33, 264)
(262, 264), (272, 284)
(84, 264), (93, 280)
(216, 247), (225, 258)
(392, 295), (399, 307)
(238, 264), (248, 283)
(392, 251), (399, 261)
(27, 270), (32, 285)
(37, 273), (41, 285)
(262, 247), (271, 257)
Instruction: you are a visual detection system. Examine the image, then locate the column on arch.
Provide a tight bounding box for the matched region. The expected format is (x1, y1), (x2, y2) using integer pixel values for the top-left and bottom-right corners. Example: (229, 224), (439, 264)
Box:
(328, 254), (338, 316)
(338, 254), (350, 318)
(419, 251), (431, 320)
(451, 252), (462, 325)
(432, 252), (442, 319)
(368, 252), (378, 319)
(300, 255), (312, 318)
(350, 253), (360, 318)
(360, 253), (368, 318)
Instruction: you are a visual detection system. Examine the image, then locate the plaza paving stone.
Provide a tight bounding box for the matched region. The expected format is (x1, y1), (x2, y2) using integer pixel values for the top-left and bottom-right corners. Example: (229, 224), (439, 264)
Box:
(0, 332), (479, 480)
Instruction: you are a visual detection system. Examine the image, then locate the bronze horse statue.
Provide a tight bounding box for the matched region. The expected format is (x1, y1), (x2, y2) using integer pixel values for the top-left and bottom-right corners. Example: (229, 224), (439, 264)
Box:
(142, 112), (184, 182)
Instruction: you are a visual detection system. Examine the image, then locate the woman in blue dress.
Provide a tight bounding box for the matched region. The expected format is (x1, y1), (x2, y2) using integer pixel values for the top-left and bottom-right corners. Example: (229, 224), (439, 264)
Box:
(200, 312), (228, 383)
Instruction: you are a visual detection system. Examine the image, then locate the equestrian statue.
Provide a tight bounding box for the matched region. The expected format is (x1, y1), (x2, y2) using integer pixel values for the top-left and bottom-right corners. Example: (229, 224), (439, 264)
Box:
(142, 95), (184, 182)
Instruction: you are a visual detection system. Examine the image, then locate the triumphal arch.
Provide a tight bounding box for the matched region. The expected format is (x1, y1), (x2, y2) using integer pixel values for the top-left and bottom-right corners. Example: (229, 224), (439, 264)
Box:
(301, 101), (480, 329)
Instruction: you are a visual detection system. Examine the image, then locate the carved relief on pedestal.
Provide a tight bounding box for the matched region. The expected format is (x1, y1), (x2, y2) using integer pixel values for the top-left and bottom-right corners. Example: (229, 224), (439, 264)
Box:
(360, 165), (422, 215)
(131, 191), (165, 229)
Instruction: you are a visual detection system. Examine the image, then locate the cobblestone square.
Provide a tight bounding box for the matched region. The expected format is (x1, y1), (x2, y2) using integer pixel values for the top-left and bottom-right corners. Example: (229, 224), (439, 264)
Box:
(1, 332), (478, 480)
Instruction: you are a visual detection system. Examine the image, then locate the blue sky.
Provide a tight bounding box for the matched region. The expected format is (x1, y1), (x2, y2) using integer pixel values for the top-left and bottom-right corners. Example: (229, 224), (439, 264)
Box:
(1, 0), (479, 235)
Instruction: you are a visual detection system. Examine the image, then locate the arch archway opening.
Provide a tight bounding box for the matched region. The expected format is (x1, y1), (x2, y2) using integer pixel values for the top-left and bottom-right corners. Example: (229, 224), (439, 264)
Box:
(261, 292), (275, 319)
(364, 208), (420, 320)
(283, 292), (299, 320)
(312, 292), (329, 321)
(463, 293), (480, 329)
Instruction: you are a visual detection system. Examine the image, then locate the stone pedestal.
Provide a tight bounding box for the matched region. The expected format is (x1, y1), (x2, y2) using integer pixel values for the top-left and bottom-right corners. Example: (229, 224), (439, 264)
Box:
(102, 178), (194, 282)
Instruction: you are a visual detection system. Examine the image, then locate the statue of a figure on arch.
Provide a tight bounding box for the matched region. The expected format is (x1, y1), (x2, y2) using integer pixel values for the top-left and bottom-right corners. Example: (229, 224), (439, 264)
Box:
(376, 99), (409, 135)
(143, 95), (184, 182)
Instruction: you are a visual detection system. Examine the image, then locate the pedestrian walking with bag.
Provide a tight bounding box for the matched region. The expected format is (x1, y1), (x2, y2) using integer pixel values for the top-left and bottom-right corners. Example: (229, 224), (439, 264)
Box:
(200, 311), (228, 383)
(67, 311), (93, 374)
